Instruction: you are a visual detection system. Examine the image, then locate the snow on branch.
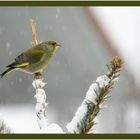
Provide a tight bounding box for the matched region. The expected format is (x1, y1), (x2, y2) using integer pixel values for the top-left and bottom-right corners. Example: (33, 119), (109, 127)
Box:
(32, 77), (48, 129)
(66, 56), (123, 134)
(0, 119), (13, 133)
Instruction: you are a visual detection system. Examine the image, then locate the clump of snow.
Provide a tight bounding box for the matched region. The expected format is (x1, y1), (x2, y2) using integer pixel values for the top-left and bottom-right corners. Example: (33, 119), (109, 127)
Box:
(34, 89), (46, 103)
(96, 75), (110, 88)
(85, 83), (99, 104)
(66, 101), (88, 133)
(32, 79), (46, 89)
(32, 78), (48, 129)
(66, 75), (111, 133)
(85, 75), (110, 104)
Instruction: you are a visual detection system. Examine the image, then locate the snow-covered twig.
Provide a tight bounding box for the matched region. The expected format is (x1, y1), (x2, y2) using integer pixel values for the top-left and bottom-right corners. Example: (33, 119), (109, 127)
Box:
(66, 56), (123, 134)
(32, 75), (64, 132)
(32, 76), (48, 129)
(30, 19), (48, 129)
(0, 119), (13, 133)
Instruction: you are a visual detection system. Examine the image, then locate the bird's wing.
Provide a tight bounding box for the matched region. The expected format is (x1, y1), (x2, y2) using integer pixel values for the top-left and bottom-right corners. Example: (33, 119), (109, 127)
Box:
(7, 46), (44, 68)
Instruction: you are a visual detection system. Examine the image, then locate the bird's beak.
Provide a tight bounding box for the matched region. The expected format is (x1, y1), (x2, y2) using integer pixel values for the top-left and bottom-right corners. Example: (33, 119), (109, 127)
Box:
(56, 44), (61, 48)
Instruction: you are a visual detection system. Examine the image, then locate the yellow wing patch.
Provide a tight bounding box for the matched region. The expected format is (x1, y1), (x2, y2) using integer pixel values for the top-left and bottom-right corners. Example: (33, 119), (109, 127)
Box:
(15, 62), (29, 68)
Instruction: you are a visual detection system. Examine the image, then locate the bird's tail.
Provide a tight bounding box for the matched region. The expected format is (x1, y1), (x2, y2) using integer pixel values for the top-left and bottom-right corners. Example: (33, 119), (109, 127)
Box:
(0, 67), (17, 78)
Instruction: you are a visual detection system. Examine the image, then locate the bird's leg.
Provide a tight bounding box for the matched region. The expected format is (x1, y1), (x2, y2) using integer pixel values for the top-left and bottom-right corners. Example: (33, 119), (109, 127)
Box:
(34, 72), (42, 79)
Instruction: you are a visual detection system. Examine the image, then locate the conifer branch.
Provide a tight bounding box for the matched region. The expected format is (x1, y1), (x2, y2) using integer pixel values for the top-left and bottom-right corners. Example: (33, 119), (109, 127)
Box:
(66, 56), (123, 134)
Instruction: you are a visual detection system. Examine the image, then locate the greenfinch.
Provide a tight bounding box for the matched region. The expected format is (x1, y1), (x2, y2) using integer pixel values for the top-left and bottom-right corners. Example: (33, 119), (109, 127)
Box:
(0, 40), (61, 78)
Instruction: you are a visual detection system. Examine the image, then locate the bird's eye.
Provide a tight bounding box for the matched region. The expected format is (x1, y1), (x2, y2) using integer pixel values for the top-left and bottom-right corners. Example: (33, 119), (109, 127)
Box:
(52, 42), (56, 46)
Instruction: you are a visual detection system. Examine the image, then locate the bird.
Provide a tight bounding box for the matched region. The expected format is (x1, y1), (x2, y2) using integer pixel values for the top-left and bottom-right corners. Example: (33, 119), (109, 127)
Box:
(0, 40), (61, 78)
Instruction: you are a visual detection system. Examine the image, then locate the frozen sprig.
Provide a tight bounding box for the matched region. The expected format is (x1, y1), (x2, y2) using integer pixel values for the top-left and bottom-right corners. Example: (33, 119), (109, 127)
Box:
(0, 119), (13, 133)
(33, 77), (48, 129)
(66, 56), (123, 133)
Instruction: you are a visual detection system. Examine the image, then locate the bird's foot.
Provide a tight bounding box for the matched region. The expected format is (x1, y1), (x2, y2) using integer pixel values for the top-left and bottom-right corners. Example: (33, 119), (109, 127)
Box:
(34, 72), (42, 79)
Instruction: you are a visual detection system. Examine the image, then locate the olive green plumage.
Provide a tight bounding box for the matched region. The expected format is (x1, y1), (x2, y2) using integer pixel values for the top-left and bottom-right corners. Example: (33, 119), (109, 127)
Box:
(0, 40), (60, 78)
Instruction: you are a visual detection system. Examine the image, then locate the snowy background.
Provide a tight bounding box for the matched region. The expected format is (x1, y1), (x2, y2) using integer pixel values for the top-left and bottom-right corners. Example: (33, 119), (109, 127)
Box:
(0, 7), (139, 133)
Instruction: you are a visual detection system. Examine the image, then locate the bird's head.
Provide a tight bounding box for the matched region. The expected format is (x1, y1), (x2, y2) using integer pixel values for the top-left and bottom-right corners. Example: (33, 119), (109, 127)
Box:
(44, 40), (61, 53)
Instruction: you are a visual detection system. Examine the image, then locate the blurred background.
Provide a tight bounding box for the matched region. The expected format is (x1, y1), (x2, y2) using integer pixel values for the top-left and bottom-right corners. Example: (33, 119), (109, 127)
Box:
(0, 7), (139, 133)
